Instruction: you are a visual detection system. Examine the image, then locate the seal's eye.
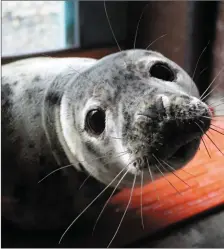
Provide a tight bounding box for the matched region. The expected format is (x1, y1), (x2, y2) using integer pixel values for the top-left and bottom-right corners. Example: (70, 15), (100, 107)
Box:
(150, 62), (175, 81)
(85, 109), (105, 135)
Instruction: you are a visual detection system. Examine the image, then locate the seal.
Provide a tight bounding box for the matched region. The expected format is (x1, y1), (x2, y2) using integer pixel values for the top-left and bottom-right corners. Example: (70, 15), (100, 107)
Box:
(2, 49), (212, 231)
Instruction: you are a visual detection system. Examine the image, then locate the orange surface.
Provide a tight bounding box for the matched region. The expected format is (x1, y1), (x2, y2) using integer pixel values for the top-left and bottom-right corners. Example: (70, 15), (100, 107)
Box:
(111, 118), (224, 237)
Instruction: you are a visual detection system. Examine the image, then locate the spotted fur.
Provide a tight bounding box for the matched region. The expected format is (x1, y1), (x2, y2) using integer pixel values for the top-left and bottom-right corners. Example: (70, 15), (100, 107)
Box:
(2, 50), (211, 230)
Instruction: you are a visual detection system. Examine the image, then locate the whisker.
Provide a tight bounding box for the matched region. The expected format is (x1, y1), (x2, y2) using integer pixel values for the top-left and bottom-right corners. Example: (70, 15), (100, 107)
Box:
(140, 170), (144, 230)
(38, 151), (128, 184)
(145, 34), (167, 50)
(200, 115), (212, 119)
(58, 166), (128, 244)
(202, 136), (212, 158)
(100, 152), (129, 167)
(104, 0), (121, 51)
(199, 119), (205, 125)
(190, 41), (210, 95)
(92, 167), (130, 234)
(146, 157), (160, 201)
(91, 151), (128, 162)
(161, 160), (192, 187)
(194, 67), (208, 91)
(192, 41), (210, 81)
(209, 96), (224, 107)
(78, 174), (91, 190)
(210, 127), (224, 136)
(78, 151), (128, 168)
(163, 163), (195, 177)
(200, 66), (224, 101)
(153, 155), (182, 195)
(79, 152), (129, 190)
(204, 133), (224, 156)
(207, 130), (215, 139)
(107, 173), (137, 248)
(197, 122), (224, 156)
(195, 122), (211, 158)
(133, 3), (149, 49)
(211, 124), (224, 132)
(38, 164), (74, 183)
(213, 109), (224, 114)
(198, 67), (208, 78)
(211, 102), (224, 109)
(202, 115), (223, 121)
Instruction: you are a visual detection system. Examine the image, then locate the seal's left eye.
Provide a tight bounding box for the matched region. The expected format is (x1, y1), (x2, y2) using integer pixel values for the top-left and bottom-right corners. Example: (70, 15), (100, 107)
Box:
(150, 62), (175, 82)
(85, 109), (105, 135)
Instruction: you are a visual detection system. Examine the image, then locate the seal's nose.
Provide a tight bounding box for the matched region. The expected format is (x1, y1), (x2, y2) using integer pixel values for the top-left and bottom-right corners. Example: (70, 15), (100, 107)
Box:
(132, 95), (212, 169)
(156, 95), (211, 135)
(136, 94), (211, 135)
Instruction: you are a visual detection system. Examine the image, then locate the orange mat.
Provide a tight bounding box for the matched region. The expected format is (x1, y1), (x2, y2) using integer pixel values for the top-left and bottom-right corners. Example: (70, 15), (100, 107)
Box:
(108, 118), (224, 246)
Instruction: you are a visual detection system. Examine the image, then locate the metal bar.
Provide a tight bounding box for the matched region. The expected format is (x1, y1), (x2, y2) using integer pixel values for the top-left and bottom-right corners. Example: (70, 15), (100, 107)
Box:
(64, 0), (80, 48)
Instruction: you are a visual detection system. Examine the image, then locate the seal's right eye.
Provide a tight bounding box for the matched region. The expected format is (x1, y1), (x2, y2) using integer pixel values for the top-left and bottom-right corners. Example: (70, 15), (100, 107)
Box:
(85, 109), (105, 135)
(150, 62), (175, 82)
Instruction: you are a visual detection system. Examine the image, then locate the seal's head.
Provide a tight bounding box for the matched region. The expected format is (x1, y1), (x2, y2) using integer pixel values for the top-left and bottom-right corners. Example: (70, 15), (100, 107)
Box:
(61, 49), (212, 188)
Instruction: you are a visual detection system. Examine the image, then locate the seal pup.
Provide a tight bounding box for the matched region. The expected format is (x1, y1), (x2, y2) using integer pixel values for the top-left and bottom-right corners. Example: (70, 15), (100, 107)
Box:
(2, 50), (212, 233)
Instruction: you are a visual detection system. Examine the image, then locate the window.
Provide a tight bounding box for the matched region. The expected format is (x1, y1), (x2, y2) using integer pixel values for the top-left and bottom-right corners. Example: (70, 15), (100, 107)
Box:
(2, 1), (128, 57)
(2, 1), (79, 56)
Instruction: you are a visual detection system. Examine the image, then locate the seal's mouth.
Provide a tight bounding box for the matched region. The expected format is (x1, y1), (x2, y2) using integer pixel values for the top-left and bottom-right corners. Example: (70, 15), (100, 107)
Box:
(168, 139), (196, 161)
(165, 137), (200, 167)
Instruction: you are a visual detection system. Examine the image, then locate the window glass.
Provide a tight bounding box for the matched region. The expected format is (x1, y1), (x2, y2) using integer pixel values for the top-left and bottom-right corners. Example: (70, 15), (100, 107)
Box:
(2, 1), (66, 56)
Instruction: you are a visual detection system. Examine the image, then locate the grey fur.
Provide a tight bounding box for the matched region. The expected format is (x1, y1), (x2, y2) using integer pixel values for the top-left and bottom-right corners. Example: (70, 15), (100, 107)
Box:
(2, 50), (211, 230)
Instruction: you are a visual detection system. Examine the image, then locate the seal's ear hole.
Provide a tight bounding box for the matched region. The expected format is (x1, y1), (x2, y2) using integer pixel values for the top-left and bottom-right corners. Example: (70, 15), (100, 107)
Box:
(85, 109), (105, 135)
(150, 62), (175, 82)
